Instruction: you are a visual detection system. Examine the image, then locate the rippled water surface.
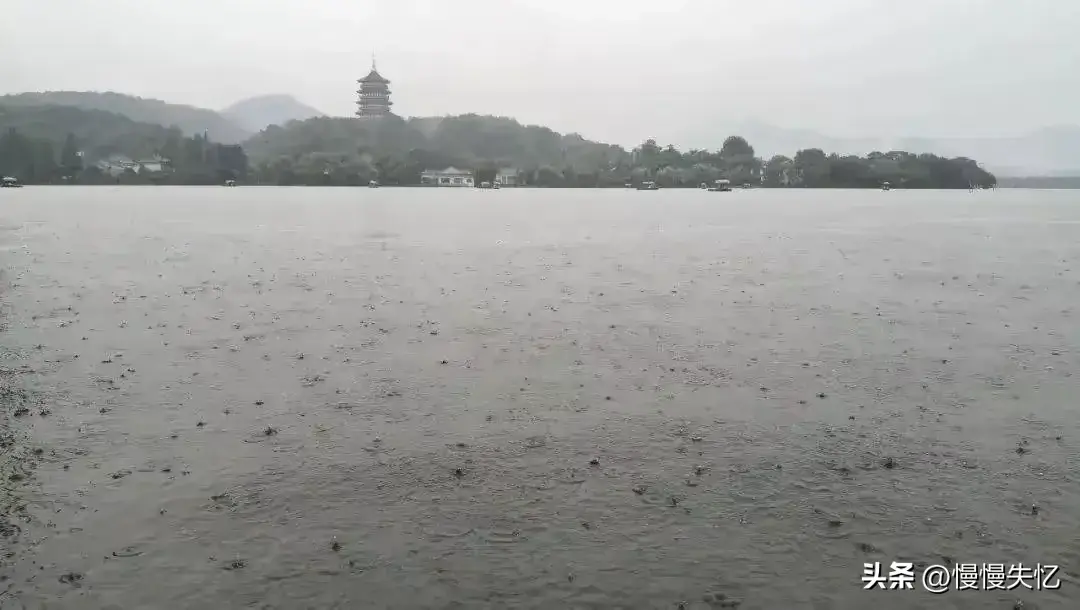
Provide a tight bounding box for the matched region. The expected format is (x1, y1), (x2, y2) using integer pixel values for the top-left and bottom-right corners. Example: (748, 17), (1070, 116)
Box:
(1, 186), (1078, 609)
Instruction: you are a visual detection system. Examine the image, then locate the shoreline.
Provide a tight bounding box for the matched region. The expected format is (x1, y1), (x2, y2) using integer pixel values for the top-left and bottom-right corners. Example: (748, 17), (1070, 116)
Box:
(1, 184), (1002, 190)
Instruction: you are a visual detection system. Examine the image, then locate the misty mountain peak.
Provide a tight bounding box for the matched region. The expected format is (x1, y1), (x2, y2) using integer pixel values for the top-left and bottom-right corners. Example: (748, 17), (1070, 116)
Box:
(221, 95), (325, 133)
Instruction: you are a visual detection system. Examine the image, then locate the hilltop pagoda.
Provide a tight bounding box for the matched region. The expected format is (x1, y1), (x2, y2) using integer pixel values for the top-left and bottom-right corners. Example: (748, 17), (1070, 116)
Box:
(356, 56), (393, 118)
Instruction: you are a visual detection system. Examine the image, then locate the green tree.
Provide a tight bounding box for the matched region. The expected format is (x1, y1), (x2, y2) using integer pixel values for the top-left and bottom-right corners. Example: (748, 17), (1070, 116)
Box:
(793, 148), (829, 187)
(161, 129), (183, 164)
(0, 128), (57, 182)
(0, 128), (30, 177)
(720, 135), (754, 160)
(633, 139), (661, 170)
(764, 155), (794, 186)
(211, 144), (248, 181)
(183, 133), (207, 168)
(536, 166), (561, 187)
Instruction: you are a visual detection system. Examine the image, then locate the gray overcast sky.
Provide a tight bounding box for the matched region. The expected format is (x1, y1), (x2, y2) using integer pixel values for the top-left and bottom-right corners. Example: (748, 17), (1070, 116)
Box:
(2, 0), (1077, 148)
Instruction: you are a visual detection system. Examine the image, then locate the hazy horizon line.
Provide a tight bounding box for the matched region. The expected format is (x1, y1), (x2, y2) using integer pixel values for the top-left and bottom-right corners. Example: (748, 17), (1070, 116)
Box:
(3, 88), (1076, 148)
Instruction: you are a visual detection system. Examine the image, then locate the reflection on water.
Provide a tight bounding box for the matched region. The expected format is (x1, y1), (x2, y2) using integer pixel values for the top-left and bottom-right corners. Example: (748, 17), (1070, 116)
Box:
(1, 186), (1078, 609)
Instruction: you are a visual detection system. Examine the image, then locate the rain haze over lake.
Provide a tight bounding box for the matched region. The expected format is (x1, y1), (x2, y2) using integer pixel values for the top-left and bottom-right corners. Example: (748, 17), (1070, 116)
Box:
(1, 187), (1078, 609)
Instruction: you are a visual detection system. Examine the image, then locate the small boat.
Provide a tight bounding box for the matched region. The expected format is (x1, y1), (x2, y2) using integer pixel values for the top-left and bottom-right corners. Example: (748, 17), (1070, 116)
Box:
(741, 183), (753, 189)
(881, 181), (891, 191)
(636, 181), (659, 191)
(699, 182), (708, 189)
(369, 180), (380, 188)
(624, 182), (633, 188)
(479, 181), (492, 189)
(224, 179), (236, 187)
(707, 179), (732, 192)
(492, 182), (501, 190)
(1, 176), (23, 188)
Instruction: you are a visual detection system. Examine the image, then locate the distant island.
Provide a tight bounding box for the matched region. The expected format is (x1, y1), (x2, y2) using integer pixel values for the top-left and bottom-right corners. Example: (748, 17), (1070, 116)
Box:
(0, 90), (997, 189)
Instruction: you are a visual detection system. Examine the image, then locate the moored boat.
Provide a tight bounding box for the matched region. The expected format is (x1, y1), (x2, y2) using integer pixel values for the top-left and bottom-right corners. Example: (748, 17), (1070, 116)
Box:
(1, 176), (22, 188)
(636, 181), (659, 190)
(707, 179), (732, 192)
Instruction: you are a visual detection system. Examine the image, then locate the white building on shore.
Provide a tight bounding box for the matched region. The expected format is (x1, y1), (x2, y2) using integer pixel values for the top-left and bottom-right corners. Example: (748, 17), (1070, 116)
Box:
(95, 154), (171, 177)
(420, 167), (474, 187)
(495, 168), (522, 187)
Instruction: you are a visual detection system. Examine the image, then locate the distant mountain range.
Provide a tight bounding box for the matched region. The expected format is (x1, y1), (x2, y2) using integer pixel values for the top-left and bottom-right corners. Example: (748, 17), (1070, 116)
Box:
(0, 91), (326, 145)
(221, 94), (325, 133)
(0, 91), (251, 144)
(0, 90), (1076, 176)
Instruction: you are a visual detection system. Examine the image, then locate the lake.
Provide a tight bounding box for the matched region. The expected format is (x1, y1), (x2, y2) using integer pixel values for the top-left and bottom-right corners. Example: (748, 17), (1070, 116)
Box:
(1, 186), (1078, 609)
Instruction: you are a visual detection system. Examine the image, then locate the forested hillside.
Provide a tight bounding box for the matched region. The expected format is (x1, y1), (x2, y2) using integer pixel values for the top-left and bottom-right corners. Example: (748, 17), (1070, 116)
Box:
(0, 104), (176, 160)
(244, 114), (995, 188)
(0, 104), (247, 184)
(245, 114), (629, 185)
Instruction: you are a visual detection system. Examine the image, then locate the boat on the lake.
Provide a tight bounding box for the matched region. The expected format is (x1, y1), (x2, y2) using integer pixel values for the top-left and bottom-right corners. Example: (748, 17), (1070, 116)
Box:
(1, 176), (23, 188)
(479, 181), (493, 189)
(881, 181), (891, 191)
(369, 180), (380, 188)
(707, 179), (732, 192)
(636, 181), (659, 190)
(224, 179), (236, 187)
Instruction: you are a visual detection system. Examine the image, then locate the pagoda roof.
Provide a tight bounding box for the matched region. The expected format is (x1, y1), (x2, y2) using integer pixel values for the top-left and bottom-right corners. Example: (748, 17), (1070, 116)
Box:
(359, 69), (389, 84)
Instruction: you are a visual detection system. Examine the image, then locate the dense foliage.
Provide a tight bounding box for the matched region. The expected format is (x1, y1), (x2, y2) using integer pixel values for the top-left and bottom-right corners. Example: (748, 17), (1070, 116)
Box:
(0, 128), (59, 183)
(246, 115), (995, 188)
(0, 91), (249, 143)
(762, 149), (994, 189)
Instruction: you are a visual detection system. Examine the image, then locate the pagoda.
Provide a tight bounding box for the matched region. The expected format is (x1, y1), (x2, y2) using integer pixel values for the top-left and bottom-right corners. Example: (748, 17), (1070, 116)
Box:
(356, 56), (393, 118)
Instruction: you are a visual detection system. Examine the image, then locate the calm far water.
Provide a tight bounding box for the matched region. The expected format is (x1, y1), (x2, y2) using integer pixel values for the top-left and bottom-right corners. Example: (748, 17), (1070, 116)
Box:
(1, 186), (1078, 609)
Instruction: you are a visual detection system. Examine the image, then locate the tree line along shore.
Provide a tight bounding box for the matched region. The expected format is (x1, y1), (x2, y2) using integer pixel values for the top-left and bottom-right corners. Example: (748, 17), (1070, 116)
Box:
(0, 103), (996, 189)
